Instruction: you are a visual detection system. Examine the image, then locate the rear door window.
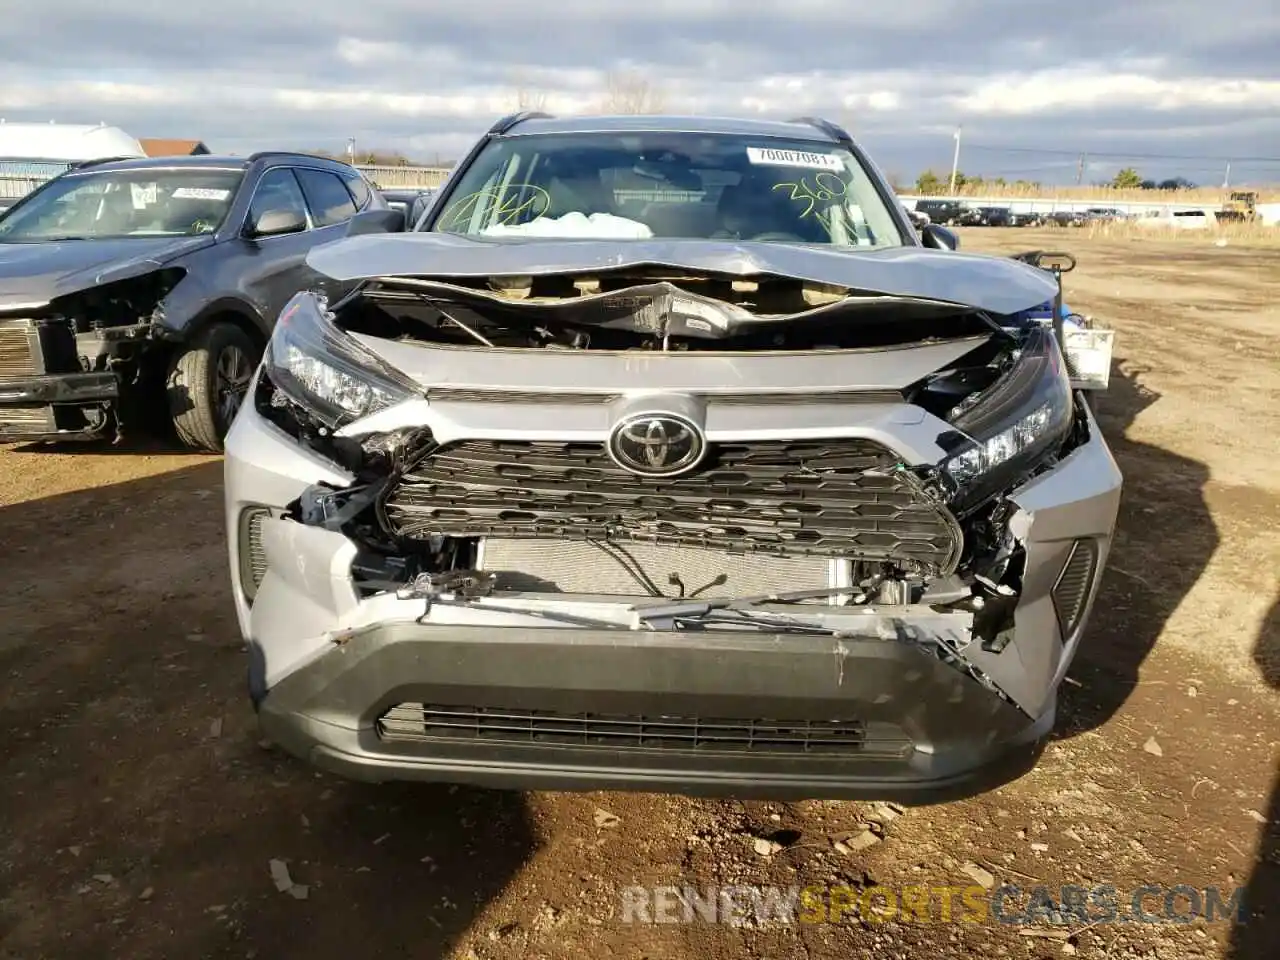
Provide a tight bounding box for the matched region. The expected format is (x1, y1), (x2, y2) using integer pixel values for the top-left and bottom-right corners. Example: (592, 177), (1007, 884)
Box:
(295, 168), (357, 227)
(339, 169), (372, 210)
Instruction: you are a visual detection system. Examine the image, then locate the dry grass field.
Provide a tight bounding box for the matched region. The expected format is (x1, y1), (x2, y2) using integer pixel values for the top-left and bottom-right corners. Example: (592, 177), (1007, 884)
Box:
(1049, 219), (1280, 245)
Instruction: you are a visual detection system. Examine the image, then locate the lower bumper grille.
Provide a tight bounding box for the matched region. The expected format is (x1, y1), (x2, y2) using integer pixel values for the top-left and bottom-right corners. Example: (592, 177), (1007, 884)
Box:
(238, 507), (272, 601)
(384, 438), (962, 573)
(379, 704), (903, 756)
(1052, 538), (1098, 639)
(0, 405), (55, 431)
(0, 319), (40, 379)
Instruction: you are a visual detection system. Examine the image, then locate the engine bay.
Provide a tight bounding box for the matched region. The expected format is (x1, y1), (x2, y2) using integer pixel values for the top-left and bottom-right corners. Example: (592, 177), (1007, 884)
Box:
(335, 269), (1000, 352)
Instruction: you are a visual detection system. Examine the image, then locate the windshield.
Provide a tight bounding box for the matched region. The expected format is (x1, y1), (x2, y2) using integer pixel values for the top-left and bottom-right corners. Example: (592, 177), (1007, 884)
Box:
(0, 167), (244, 242)
(430, 132), (906, 248)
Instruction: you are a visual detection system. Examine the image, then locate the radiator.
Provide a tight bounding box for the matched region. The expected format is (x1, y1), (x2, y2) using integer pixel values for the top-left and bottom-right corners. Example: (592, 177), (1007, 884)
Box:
(477, 538), (851, 600)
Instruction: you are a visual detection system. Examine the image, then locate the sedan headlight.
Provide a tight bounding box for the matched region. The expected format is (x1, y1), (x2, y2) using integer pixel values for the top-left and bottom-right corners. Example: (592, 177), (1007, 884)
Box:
(262, 292), (419, 430)
(941, 325), (1074, 509)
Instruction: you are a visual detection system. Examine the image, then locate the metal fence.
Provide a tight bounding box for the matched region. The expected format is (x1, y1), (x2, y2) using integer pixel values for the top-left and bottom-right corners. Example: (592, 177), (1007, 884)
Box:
(2, 161), (1251, 222)
(353, 164), (452, 188)
(897, 193), (1226, 216)
(1, 160), (76, 199)
(0, 175), (44, 199)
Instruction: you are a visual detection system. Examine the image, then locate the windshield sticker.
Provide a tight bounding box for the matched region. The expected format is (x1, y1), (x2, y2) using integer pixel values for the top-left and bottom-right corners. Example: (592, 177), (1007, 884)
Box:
(130, 183), (158, 208)
(172, 187), (231, 201)
(747, 147), (842, 172)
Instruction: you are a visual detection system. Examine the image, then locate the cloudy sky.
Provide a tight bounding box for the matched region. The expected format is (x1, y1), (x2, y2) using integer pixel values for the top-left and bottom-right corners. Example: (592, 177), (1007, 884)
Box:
(2, 0), (1278, 185)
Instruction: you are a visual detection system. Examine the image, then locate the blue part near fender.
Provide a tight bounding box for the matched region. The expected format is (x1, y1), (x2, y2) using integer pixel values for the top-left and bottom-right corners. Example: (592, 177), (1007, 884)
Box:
(1010, 300), (1073, 324)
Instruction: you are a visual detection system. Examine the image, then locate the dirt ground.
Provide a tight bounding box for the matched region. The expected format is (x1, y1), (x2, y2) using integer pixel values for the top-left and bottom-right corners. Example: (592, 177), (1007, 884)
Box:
(0, 228), (1276, 960)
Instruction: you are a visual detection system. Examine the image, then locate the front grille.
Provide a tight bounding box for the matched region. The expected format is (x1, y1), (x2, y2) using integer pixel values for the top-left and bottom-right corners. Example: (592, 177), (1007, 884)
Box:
(0, 319), (40, 379)
(378, 704), (910, 756)
(1052, 538), (1098, 639)
(384, 438), (962, 573)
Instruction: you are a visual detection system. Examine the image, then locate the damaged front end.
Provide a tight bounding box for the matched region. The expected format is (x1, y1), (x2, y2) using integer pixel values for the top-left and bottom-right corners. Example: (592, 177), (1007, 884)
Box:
(0, 268), (184, 441)
(227, 246), (1121, 798)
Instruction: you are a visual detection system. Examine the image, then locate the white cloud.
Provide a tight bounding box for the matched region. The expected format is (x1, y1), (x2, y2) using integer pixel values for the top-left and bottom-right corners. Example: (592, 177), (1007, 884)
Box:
(0, 0), (1274, 183)
(957, 70), (1280, 115)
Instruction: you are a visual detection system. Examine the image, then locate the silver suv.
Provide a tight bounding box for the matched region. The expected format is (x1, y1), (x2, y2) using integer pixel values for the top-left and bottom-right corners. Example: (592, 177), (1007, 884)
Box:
(223, 113), (1122, 802)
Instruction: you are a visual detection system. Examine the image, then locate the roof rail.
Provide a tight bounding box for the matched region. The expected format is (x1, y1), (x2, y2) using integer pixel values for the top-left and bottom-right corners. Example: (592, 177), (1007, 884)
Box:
(488, 111), (553, 136)
(247, 149), (340, 164)
(786, 116), (853, 145)
(71, 155), (143, 169)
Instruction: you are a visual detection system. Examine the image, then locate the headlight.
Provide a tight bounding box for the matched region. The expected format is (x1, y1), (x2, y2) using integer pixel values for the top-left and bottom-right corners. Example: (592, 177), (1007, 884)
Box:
(262, 292), (418, 430)
(941, 325), (1074, 509)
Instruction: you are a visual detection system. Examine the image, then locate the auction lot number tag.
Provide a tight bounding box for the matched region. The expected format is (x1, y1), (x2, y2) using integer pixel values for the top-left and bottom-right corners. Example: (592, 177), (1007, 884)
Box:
(746, 147), (843, 171)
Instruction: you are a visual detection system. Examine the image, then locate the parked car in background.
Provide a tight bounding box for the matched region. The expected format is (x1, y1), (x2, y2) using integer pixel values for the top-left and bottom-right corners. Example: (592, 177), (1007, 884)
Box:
(1006, 211), (1042, 228)
(1084, 208), (1122, 223)
(1047, 210), (1088, 228)
(958, 206), (1011, 227)
(1133, 208), (1216, 230)
(913, 198), (965, 226)
(0, 152), (402, 450)
(902, 202), (929, 229)
(226, 111), (1122, 804)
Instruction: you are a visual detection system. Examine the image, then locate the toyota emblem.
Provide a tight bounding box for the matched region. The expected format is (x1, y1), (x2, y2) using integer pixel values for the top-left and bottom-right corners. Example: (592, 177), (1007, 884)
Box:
(608, 413), (707, 477)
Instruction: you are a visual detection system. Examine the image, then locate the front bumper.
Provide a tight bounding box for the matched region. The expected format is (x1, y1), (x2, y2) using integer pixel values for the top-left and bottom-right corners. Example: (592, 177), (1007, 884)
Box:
(0, 372), (119, 441)
(224, 383), (1121, 801)
(259, 619), (1052, 802)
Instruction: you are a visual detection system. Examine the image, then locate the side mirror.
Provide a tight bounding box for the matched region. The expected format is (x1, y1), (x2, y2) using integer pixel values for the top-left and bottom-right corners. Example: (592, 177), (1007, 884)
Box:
(345, 208), (406, 236)
(246, 208), (306, 238)
(408, 195), (433, 230)
(922, 223), (960, 250)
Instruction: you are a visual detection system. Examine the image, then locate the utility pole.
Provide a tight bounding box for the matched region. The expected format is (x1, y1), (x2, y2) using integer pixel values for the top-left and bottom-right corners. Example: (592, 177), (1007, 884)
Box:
(1076, 153), (1086, 185)
(948, 126), (962, 195)
(1222, 162), (1231, 189)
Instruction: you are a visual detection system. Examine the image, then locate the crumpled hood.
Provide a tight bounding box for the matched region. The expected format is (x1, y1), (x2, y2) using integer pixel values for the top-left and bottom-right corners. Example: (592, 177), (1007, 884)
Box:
(305, 232), (1060, 316)
(0, 235), (212, 308)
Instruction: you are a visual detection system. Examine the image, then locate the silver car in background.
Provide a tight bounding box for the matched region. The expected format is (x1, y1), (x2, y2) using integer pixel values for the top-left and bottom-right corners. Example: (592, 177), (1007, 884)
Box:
(224, 113), (1121, 802)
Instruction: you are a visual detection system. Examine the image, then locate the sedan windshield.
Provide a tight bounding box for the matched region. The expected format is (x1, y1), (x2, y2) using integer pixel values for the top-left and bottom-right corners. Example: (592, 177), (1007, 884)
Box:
(0, 168), (244, 242)
(430, 132), (906, 248)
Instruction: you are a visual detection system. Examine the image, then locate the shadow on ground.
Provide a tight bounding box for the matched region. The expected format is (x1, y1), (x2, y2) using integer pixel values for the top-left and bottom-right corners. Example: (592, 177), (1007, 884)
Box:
(1054, 357), (1218, 739)
(1229, 598), (1279, 959)
(0, 463), (537, 959)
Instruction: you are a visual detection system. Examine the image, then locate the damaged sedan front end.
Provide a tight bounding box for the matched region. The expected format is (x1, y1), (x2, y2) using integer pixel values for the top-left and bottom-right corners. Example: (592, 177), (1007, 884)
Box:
(225, 116), (1121, 802)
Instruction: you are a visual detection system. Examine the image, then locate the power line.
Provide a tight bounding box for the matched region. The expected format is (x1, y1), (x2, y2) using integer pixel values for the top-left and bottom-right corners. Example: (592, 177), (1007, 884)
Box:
(962, 142), (1280, 164)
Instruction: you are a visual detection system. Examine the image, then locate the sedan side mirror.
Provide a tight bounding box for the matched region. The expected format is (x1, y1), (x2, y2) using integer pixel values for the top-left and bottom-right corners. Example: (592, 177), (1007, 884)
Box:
(246, 208), (307, 238)
(922, 223), (960, 250)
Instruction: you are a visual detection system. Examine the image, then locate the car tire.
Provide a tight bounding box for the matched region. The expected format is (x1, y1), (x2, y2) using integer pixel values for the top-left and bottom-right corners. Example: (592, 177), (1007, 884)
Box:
(166, 321), (261, 452)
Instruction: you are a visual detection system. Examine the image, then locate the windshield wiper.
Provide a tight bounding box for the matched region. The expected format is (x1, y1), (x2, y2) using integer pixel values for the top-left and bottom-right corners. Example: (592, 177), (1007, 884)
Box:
(666, 609), (852, 636)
